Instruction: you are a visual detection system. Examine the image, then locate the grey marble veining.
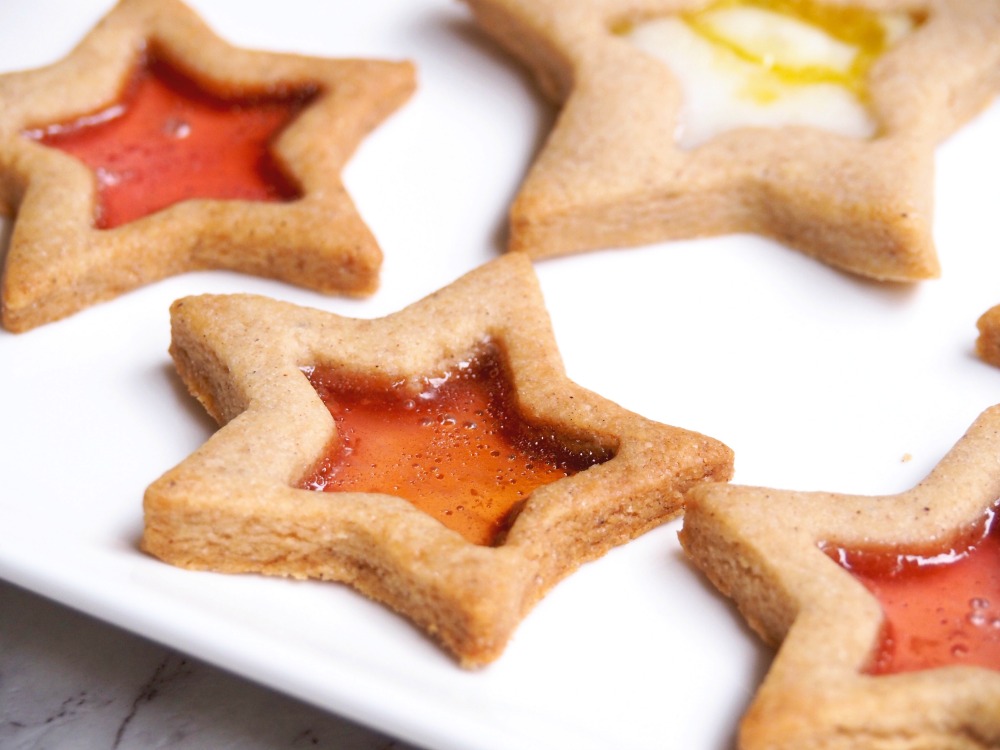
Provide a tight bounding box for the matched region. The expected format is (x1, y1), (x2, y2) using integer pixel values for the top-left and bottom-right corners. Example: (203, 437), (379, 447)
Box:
(0, 579), (420, 750)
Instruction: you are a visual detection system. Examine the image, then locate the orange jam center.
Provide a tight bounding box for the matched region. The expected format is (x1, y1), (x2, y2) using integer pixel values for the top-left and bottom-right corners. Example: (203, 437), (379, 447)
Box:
(25, 54), (311, 229)
(300, 350), (611, 546)
(829, 508), (1000, 675)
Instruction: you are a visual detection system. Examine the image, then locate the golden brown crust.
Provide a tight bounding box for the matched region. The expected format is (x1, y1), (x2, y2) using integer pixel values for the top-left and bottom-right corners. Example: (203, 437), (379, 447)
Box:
(142, 253), (734, 667)
(679, 405), (1000, 750)
(0, 0), (415, 332)
(461, 0), (1000, 281)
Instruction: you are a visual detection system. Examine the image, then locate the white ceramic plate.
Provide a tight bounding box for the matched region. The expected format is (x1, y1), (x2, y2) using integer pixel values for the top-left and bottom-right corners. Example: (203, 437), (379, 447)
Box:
(2, 2), (999, 748)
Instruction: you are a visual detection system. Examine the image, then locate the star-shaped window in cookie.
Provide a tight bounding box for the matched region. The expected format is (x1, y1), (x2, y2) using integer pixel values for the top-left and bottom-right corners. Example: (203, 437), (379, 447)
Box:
(679, 405), (1000, 749)
(461, 0), (1000, 281)
(143, 254), (734, 667)
(27, 54), (310, 231)
(0, 0), (415, 332)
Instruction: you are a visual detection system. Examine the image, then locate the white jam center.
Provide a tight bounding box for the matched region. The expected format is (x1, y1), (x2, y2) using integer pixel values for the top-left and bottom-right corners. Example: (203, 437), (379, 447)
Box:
(622, 6), (911, 149)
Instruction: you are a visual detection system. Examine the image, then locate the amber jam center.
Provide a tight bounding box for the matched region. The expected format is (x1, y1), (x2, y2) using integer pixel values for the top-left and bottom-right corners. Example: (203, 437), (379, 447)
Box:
(300, 349), (612, 546)
(24, 54), (312, 229)
(827, 507), (1000, 675)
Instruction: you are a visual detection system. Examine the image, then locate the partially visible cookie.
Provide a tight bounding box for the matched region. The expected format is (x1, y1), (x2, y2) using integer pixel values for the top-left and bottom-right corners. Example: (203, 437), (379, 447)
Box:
(0, 0), (415, 332)
(976, 304), (1000, 368)
(680, 405), (1000, 749)
(142, 253), (734, 667)
(461, 0), (1000, 281)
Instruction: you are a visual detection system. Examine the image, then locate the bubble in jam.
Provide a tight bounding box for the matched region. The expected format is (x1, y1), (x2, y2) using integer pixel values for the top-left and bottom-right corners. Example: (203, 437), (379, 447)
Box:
(615, 0), (918, 148)
(299, 347), (614, 546)
(827, 506), (1000, 675)
(23, 53), (312, 228)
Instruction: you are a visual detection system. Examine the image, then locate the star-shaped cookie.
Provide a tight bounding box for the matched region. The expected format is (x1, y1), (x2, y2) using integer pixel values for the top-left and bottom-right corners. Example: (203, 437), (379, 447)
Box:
(461, 0), (1000, 281)
(0, 0), (415, 332)
(142, 253), (734, 667)
(679, 405), (1000, 749)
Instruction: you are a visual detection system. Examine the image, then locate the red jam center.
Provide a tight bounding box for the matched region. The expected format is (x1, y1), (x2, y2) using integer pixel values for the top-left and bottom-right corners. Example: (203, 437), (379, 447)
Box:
(829, 508), (1000, 675)
(300, 350), (611, 546)
(25, 54), (310, 229)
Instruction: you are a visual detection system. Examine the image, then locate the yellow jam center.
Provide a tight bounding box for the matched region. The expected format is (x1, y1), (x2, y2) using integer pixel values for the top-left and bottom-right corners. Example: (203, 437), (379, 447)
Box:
(682, 0), (909, 102)
(615, 0), (917, 148)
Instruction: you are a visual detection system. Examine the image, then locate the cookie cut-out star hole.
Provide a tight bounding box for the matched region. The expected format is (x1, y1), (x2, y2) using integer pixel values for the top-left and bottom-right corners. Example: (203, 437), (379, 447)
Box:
(301, 345), (614, 547)
(827, 505), (1000, 675)
(142, 254), (734, 667)
(25, 53), (313, 229)
(617, 0), (921, 148)
(679, 405), (1000, 749)
(461, 0), (1000, 281)
(0, 0), (415, 332)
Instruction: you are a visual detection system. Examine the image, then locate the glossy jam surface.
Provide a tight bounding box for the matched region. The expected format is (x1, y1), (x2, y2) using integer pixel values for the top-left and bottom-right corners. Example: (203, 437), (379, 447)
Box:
(300, 350), (612, 546)
(25, 55), (310, 228)
(829, 508), (1000, 675)
(617, 0), (916, 148)
(683, 0), (907, 99)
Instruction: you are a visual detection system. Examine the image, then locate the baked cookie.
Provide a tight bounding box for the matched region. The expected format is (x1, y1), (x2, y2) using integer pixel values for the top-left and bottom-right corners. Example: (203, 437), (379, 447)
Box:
(976, 305), (1000, 368)
(461, 0), (1000, 281)
(143, 253), (734, 667)
(0, 0), (415, 332)
(679, 405), (1000, 749)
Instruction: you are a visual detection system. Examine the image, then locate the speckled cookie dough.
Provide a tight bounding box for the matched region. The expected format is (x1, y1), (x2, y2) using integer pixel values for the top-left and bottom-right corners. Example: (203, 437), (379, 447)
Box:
(0, 0), (415, 332)
(680, 404), (1000, 750)
(142, 253), (734, 667)
(461, 0), (1000, 281)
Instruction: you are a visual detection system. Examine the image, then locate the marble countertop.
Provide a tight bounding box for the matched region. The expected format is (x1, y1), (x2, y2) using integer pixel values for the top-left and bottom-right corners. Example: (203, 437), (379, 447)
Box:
(0, 578), (420, 750)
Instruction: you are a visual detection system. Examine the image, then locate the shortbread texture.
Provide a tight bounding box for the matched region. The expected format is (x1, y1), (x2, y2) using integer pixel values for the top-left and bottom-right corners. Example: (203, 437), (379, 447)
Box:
(0, 0), (414, 331)
(462, 0), (1000, 281)
(680, 404), (1000, 749)
(143, 254), (733, 667)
